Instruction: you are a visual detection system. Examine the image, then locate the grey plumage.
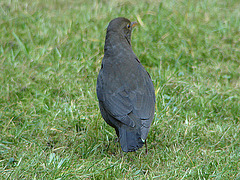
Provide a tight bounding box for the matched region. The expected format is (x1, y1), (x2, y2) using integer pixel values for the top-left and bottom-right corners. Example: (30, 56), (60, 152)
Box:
(97, 17), (155, 152)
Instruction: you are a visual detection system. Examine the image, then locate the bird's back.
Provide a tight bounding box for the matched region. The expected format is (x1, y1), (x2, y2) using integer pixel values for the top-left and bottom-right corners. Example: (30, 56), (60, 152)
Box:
(97, 52), (155, 152)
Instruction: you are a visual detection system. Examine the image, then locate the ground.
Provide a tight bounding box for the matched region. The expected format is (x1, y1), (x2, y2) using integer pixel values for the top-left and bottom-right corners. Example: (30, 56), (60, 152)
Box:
(0, 0), (240, 179)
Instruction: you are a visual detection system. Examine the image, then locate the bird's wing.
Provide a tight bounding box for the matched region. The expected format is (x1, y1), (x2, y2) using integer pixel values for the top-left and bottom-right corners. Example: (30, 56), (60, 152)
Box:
(97, 61), (155, 128)
(130, 64), (155, 128)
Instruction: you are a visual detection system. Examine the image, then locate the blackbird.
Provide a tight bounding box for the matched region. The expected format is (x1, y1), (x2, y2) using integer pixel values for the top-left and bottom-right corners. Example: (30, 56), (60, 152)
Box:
(96, 17), (155, 152)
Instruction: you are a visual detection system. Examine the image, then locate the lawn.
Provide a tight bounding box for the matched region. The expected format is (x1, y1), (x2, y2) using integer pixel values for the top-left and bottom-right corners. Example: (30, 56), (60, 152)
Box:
(0, 0), (239, 179)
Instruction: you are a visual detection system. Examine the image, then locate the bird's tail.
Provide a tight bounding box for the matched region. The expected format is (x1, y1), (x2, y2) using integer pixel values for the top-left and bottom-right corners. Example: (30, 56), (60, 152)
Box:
(118, 125), (144, 152)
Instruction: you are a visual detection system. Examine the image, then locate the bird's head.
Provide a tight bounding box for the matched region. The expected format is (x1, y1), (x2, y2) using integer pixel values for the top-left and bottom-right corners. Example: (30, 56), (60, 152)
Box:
(106, 17), (138, 46)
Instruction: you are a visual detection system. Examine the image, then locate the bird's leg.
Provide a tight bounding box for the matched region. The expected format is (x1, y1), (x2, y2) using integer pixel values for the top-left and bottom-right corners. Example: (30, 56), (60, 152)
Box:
(145, 139), (148, 155)
(114, 137), (119, 143)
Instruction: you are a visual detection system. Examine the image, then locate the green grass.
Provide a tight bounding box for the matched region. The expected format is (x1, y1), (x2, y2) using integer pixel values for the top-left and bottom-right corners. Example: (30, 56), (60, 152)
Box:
(1, 0), (240, 179)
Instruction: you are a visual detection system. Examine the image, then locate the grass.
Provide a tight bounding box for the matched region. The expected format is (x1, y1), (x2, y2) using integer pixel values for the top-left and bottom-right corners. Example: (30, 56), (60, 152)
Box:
(0, 0), (240, 179)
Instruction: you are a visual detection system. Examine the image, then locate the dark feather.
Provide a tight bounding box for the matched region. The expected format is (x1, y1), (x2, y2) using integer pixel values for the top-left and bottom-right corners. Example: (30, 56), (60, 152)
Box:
(96, 17), (155, 152)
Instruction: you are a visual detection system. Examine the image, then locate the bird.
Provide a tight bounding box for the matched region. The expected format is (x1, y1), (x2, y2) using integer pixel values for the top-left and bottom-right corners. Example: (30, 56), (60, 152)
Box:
(96, 17), (155, 153)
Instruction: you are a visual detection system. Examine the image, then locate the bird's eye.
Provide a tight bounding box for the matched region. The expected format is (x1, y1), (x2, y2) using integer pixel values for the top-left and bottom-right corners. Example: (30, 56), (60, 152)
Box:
(127, 24), (131, 29)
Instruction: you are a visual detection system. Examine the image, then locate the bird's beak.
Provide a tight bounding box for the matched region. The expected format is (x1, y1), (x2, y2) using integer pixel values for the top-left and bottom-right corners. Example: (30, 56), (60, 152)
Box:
(131, 21), (138, 28)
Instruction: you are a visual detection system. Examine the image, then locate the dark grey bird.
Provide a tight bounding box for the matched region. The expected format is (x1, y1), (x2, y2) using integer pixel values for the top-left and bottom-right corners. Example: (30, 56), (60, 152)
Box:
(96, 17), (155, 152)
